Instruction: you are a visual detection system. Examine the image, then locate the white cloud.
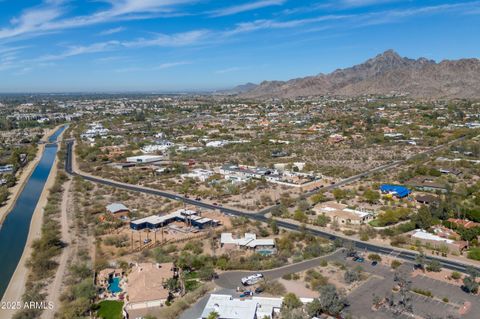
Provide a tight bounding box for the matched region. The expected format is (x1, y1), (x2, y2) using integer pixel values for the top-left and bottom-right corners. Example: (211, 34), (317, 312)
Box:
(0, 0), (198, 41)
(224, 14), (350, 36)
(338, 0), (398, 8)
(99, 27), (125, 36)
(37, 41), (120, 61)
(210, 0), (286, 17)
(123, 30), (210, 47)
(115, 60), (190, 72)
(155, 61), (191, 69)
(0, 5), (64, 40)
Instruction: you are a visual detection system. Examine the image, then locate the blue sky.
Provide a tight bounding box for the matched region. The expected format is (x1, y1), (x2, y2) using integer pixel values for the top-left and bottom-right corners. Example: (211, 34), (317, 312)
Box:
(0, 0), (479, 92)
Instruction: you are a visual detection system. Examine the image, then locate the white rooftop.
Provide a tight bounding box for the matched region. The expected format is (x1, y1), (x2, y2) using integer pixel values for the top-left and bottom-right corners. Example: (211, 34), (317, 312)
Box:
(106, 203), (129, 213)
(131, 209), (199, 226)
(201, 294), (310, 319)
(201, 294), (258, 319)
(220, 233), (275, 248)
(412, 229), (454, 244)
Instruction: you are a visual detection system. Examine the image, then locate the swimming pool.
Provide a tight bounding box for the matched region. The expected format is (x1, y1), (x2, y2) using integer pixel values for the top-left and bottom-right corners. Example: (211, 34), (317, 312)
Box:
(257, 249), (275, 256)
(108, 277), (122, 293)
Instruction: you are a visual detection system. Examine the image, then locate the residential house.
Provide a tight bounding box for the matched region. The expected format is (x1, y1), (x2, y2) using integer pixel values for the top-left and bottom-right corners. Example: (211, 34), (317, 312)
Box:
(126, 155), (163, 164)
(312, 202), (373, 225)
(415, 194), (440, 206)
(380, 184), (411, 198)
(406, 177), (449, 193)
(130, 209), (219, 231)
(201, 294), (313, 319)
(409, 229), (467, 254)
(447, 218), (480, 229)
(220, 233), (276, 254)
(125, 262), (175, 312)
(180, 168), (214, 182)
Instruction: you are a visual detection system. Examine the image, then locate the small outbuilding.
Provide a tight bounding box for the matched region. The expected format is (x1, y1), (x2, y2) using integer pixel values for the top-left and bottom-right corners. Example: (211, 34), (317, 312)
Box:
(106, 203), (130, 217)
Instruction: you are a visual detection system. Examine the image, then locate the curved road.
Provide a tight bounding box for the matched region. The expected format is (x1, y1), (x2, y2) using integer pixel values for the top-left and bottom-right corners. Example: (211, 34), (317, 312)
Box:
(214, 249), (345, 289)
(64, 140), (479, 274)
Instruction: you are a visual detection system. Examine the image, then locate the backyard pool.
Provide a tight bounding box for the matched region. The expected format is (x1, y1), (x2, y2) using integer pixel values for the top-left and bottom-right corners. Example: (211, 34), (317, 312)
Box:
(257, 249), (275, 256)
(108, 277), (122, 293)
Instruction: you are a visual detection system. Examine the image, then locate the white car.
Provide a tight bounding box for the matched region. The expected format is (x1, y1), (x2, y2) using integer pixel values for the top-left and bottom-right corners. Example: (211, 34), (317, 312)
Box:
(241, 273), (264, 286)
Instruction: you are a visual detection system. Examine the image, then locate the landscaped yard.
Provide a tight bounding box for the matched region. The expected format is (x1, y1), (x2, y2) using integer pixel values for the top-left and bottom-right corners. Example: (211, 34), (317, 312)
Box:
(97, 300), (124, 319)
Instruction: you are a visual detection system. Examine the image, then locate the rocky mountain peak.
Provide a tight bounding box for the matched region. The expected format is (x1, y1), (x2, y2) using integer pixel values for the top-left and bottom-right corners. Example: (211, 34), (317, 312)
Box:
(238, 50), (480, 99)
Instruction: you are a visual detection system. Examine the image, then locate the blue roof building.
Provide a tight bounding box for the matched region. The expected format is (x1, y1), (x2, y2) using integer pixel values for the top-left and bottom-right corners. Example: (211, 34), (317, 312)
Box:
(380, 184), (411, 198)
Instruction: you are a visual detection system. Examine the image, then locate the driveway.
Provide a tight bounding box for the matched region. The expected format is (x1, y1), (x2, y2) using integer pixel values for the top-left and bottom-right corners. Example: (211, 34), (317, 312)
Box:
(214, 249), (345, 289)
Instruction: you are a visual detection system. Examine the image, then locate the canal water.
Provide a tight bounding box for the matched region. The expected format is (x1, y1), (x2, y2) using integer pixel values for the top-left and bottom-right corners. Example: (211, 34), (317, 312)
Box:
(0, 125), (66, 299)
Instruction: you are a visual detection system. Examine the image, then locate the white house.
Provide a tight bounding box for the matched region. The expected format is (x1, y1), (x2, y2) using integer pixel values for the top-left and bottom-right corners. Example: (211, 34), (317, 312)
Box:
(201, 294), (313, 319)
(220, 233), (276, 252)
(181, 169), (214, 182)
(126, 155), (163, 164)
(80, 123), (109, 139)
(201, 294), (282, 319)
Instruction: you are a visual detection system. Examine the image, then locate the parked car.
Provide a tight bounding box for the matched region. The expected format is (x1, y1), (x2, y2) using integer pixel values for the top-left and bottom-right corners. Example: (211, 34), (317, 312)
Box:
(355, 257), (365, 263)
(254, 287), (264, 294)
(371, 261), (378, 266)
(240, 290), (253, 298)
(143, 238), (151, 244)
(241, 273), (264, 286)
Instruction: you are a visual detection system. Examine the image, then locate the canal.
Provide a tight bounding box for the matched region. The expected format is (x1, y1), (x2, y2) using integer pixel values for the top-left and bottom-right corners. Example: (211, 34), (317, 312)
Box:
(0, 125), (66, 299)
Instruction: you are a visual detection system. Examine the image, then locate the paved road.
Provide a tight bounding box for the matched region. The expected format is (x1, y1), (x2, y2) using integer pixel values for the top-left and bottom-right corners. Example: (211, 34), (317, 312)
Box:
(64, 140), (480, 274)
(215, 249), (345, 289)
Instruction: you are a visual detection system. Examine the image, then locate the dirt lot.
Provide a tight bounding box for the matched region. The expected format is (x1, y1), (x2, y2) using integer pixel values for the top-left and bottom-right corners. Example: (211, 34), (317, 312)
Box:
(279, 262), (371, 298)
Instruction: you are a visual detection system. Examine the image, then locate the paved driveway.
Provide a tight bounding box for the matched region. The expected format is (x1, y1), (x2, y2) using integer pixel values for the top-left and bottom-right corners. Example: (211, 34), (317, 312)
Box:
(214, 249), (345, 289)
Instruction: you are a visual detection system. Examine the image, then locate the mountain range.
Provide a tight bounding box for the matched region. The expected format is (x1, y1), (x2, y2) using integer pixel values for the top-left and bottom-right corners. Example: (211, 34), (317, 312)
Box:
(236, 50), (480, 99)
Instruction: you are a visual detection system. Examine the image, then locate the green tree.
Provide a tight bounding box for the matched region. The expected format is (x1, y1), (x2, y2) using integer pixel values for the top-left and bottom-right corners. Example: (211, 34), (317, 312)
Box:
(297, 199), (311, 212)
(311, 192), (327, 204)
(333, 189), (347, 202)
(0, 186), (9, 204)
(314, 214), (331, 227)
(364, 189), (380, 204)
(413, 206), (433, 229)
(368, 254), (382, 262)
(344, 269), (360, 284)
(293, 209), (308, 223)
(318, 284), (346, 315)
(270, 219), (279, 235)
(198, 266), (216, 281)
(282, 293), (302, 310)
(462, 276), (479, 294)
(415, 252), (426, 270)
(426, 260), (442, 272)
